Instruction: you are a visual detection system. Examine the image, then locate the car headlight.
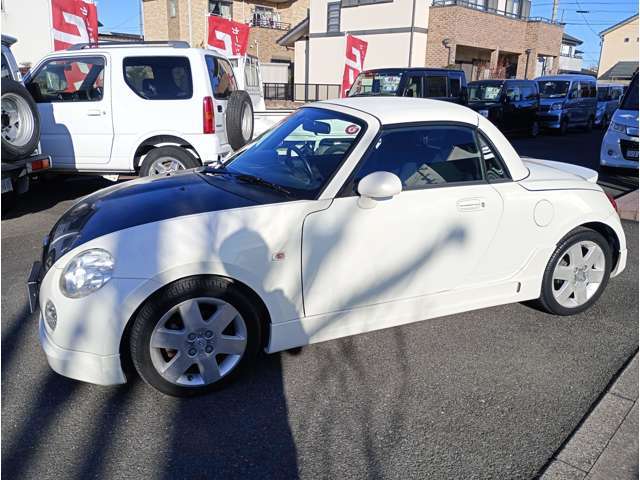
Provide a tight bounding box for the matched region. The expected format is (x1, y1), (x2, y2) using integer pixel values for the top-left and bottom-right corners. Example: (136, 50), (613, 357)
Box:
(550, 103), (563, 111)
(478, 109), (489, 118)
(60, 249), (114, 298)
(611, 122), (626, 133)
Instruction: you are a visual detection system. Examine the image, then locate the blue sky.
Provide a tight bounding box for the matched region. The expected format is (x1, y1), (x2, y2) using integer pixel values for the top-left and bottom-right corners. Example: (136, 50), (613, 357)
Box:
(96, 0), (639, 70)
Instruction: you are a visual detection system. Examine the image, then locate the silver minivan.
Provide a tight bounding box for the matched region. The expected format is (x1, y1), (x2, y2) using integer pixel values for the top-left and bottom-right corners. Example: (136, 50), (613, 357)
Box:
(596, 83), (624, 128)
(536, 74), (598, 134)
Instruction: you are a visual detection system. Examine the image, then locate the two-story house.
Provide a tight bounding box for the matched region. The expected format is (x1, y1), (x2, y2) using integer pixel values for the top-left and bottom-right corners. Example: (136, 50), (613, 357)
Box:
(143, 0), (309, 81)
(279, 0), (564, 85)
(558, 33), (583, 74)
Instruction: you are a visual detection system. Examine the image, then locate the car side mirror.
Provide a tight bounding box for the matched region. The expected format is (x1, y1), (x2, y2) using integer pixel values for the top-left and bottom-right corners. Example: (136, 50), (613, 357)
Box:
(357, 171), (402, 209)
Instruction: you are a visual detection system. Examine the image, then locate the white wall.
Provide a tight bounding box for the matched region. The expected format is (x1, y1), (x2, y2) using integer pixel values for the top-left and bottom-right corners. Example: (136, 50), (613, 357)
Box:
(1, 0), (54, 67)
(559, 55), (582, 72)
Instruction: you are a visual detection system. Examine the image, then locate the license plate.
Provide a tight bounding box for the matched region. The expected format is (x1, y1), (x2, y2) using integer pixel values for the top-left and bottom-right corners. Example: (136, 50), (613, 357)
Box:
(628, 150), (638, 158)
(1, 177), (13, 194)
(26, 261), (42, 314)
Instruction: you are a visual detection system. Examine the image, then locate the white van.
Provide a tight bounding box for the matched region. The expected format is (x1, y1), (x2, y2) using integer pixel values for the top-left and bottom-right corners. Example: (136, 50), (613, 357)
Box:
(23, 41), (255, 176)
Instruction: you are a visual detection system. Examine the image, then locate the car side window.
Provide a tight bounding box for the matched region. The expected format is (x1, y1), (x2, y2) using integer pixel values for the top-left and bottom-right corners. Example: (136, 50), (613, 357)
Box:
(569, 82), (579, 99)
(425, 76), (447, 98)
(505, 86), (521, 102)
(521, 84), (537, 100)
(477, 132), (510, 182)
(27, 56), (104, 103)
(449, 76), (461, 98)
(579, 82), (591, 98)
(351, 125), (483, 192)
(123, 56), (192, 100)
(403, 75), (422, 98)
(205, 55), (237, 100)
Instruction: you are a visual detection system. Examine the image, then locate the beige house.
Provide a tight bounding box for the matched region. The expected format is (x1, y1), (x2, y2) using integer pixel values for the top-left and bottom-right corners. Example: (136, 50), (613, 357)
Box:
(279, 0), (563, 86)
(597, 14), (639, 83)
(142, 0), (308, 80)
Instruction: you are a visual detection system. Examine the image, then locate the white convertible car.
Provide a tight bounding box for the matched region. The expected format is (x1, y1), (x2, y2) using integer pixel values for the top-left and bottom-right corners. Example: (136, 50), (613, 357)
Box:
(30, 97), (626, 396)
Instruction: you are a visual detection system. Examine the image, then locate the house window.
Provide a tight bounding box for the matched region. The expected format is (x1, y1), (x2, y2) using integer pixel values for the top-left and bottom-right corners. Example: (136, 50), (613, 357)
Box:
(327, 2), (341, 33)
(168, 0), (177, 18)
(209, 0), (233, 19)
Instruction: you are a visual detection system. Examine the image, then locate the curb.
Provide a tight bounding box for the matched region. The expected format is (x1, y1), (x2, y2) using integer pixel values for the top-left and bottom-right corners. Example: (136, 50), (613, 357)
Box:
(539, 351), (639, 479)
(616, 189), (638, 222)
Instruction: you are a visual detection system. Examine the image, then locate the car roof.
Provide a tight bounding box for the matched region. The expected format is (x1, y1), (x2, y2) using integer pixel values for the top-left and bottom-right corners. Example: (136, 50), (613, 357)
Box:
(361, 67), (463, 74)
(317, 97), (479, 126)
(469, 79), (534, 83)
(41, 44), (222, 58)
(535, 74), (596, 82)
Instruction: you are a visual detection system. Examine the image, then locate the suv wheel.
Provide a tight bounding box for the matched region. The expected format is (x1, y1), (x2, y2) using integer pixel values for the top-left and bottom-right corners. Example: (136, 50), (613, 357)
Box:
(559, 118), (569, 135)
(1, 78), (40, 161)
(226, 91), (254, 150)
(139, 146), (200, 176)
(583, 116), (594, 132)
(530, 121), (540, 138)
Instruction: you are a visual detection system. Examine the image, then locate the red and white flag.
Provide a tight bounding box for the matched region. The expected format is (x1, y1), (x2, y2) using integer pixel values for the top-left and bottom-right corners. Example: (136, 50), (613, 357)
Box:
(207, 16), (250, 57)
(341, 34), (368, 97)
(51, 0), (98, 51)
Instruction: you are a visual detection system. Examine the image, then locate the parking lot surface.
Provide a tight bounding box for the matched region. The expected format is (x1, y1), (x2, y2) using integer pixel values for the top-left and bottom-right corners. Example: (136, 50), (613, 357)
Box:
(2, 130), (638, 479)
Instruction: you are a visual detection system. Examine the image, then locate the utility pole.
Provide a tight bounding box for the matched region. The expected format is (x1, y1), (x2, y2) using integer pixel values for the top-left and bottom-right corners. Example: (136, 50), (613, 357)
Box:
(551, 0), (559, 21)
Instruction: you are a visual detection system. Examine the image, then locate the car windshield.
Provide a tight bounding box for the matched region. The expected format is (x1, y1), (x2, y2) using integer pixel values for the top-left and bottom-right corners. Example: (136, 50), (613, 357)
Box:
(619, 75), (638, 111)
(219, 107), (366, 199)
(348, 71), (403, 96)
(468, 83), (503, 102)
(538, 80), (570, 98)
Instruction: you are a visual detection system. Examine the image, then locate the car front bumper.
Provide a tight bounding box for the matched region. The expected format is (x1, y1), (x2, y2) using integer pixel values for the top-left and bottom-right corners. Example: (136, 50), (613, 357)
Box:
(39, 313), (126, 385)
(600, 131), (639, 169)
(537, 111), (562, 129)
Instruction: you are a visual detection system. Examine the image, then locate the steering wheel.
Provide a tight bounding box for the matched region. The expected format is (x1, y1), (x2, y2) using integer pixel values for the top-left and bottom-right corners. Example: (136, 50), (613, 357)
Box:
(285, 144), (315, 184)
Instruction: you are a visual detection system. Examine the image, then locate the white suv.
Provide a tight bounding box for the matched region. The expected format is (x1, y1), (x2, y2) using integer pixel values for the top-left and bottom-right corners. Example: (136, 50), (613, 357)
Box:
(23, 41), (255, 176)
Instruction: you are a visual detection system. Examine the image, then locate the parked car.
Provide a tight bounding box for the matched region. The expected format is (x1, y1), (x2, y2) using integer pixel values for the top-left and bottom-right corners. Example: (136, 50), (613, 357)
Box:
(595, 83), (624, 128)
(348, 68), (467, 104)
(536, 74), (597, 134)
(467, 79), (540, 137)
(1, 34), (51, 212)
(600, 71), (638, 169)
(29, 97), (626, 396)
(22, 41), (257, 177)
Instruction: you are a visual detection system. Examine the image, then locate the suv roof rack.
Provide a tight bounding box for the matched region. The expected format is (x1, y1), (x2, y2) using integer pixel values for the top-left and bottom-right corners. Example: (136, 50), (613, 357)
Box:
(67, 40), (190, 51)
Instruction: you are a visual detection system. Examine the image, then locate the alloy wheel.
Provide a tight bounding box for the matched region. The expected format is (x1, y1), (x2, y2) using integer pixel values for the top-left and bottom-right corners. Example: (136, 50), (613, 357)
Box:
(149, 156), (186, 175)
(149, 297), (248, 386)
(552, 241), (606, 308)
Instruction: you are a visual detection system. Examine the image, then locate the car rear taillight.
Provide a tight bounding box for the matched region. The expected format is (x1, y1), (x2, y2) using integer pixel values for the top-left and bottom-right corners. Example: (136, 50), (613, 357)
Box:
(203, 96), (215, 134)
(27, 158), (50, 173)
(605, 192), (618, 212)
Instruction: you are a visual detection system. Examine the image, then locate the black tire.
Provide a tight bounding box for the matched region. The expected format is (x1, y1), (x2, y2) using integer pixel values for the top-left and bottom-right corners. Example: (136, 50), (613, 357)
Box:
(1, 78), (41, 161)
(1, 191), (16, 215)
(583, 116), (594, 132)
(529, 120), (540, 138)
(130, 276), (263, 397)
(535, 227), (612, 316)
(139, 145), (200, 176)
(226, 90), (254, 150)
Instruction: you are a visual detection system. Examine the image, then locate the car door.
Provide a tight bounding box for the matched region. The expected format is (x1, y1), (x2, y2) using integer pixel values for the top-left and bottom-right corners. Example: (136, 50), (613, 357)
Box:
(566, 81), (582, 125)
(301, 124), (503, 317)
(518, 83), (538, 132)
(205, 55), (238, 146)
(26, 55), (113, 167)
(502, 83), (520, 132)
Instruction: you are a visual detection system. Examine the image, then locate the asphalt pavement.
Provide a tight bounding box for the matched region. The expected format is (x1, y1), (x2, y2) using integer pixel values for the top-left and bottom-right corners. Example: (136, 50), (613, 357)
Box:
(1, 130), (638, 479)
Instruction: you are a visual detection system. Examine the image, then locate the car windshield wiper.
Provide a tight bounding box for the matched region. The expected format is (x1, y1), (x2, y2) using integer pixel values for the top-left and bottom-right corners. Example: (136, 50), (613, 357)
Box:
(203, 168), (292, 196)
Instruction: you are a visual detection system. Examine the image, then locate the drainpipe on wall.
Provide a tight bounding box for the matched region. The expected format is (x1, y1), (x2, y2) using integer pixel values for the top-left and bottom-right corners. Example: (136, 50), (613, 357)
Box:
(408, 0), (417, 67)
(524, 48), (532, 78)
(305, 8), (310, 102)
(442, 38), (451, 66)
(187, 0), (193, 46)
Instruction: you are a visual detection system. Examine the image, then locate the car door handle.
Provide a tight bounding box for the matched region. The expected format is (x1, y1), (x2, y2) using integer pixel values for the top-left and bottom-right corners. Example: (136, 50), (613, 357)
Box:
(87, 109), (104, 116)
(457, 198), (485, 211)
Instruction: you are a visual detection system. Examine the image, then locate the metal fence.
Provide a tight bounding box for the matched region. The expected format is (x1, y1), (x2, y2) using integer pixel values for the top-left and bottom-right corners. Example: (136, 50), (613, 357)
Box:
(431, 0), (559, 24)
(263, 83), (342, 102)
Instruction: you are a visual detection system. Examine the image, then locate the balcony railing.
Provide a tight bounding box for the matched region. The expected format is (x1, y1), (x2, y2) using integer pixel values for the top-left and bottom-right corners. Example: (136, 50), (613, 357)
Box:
(264, 83), (341, 102)
(431, 0), (560, 24)
(249, 13), (290, 30)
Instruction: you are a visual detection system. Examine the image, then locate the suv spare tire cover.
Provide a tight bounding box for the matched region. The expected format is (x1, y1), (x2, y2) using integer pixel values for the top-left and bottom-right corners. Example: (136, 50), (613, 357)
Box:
(225, 90), (254, 150)
(1, 77), (41, 161)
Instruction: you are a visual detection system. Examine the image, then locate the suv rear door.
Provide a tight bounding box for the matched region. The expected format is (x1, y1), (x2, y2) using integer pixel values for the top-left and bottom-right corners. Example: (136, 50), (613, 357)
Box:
(26, 54), (113, 168)
(423, 73), (448, 101)
(205, 54), (238, 146)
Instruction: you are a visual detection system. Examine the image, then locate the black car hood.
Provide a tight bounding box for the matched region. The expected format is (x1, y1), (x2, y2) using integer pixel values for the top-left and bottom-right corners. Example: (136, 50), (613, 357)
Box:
(43, 170), (283, 270)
